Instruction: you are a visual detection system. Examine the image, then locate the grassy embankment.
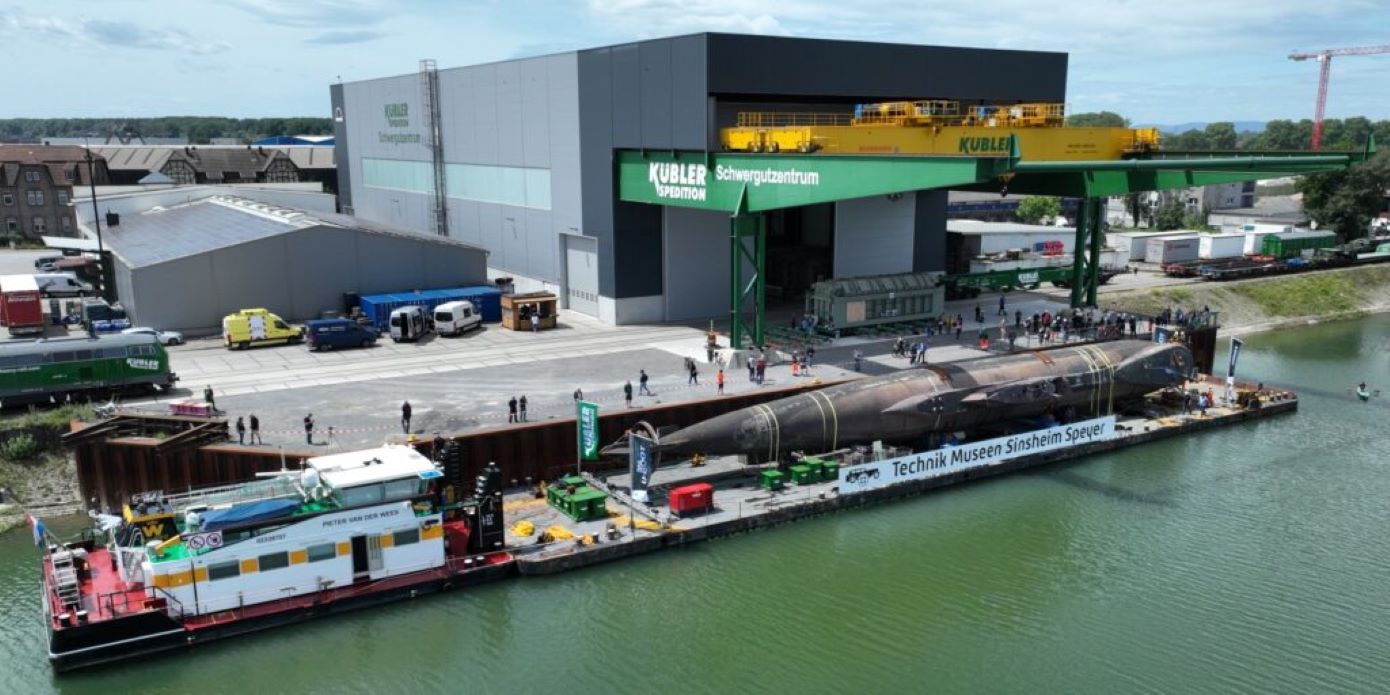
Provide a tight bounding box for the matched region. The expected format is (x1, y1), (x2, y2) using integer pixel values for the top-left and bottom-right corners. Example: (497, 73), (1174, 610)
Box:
(0, 404), (90, 533)
(1103, 264), (1390, 334)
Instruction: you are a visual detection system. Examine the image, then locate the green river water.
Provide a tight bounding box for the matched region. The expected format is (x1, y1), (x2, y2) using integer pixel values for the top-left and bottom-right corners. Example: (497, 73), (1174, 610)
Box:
(2, 315), (1388, 694)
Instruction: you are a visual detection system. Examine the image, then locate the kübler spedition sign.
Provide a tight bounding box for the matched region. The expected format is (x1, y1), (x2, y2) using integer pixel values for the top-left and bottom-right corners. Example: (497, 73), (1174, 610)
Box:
(647, 162), (823, 202)
(958, 136), (1013, 154)
(619, 150), (1007, 213)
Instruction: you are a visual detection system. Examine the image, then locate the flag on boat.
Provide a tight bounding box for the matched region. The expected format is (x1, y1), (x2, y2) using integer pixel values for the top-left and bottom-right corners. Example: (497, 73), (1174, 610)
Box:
(630, 433), (655, 504)
(578, 401), (600, 461)
(26, 512), (45, 548)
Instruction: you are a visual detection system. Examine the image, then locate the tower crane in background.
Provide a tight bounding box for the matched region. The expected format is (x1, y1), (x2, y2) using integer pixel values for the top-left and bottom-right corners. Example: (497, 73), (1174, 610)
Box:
(1288, 45), (1390, 150)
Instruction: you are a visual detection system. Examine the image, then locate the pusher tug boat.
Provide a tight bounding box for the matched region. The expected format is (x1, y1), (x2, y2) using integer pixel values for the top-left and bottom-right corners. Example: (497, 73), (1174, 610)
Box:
(38, 445), (512, 672)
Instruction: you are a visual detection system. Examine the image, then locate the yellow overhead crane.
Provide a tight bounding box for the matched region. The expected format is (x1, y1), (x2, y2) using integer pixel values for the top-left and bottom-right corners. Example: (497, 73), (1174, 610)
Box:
(719, 101), (1160, 161)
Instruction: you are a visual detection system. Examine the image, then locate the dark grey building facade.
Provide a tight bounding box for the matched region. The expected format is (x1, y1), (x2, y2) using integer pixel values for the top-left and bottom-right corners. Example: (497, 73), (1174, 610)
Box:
(333, 33), (1066, 324)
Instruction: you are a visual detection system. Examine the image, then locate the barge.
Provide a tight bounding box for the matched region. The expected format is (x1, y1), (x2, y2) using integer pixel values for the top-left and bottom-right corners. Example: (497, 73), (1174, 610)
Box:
(40, 446), (511, 672)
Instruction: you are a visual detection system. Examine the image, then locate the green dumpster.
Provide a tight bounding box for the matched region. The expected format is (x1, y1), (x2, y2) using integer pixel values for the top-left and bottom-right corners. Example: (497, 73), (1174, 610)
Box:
(760, 470), (784, 491)
(788, 464), (816, 485)
(565, 488), (609, 522)
(820, 461), (840, 482)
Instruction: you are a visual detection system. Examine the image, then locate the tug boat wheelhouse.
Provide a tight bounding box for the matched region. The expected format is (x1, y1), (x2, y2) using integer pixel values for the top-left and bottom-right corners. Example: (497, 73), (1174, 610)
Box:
(41, 445), (511, 672)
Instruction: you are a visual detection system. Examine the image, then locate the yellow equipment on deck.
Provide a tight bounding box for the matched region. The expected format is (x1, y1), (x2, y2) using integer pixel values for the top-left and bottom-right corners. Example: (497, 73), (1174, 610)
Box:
(720, 101), (1159, 160)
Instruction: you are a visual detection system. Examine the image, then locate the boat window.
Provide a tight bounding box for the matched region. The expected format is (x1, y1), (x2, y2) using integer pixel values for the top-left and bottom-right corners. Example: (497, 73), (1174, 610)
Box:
(337, 483), (384, 507)
(258, 551), (290, 571)
(222, 530), (252, 544)
(208, 560), (240, 581)
(392, 528), (420, 546)
(307, 543), (337, 563)
(383, 478), (417, 501)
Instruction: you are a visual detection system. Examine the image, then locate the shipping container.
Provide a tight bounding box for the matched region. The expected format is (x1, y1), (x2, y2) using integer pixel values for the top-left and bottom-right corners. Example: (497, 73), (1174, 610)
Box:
(0, 274), (44, 336)
(1108, 231), (1187, 260)
(1197, 234), (1247, 260)
(1260, 231), (1337, 258)
(1144, 235), (1200, 264)
(357, 286), (502, 331)
(968, 250), (1121, 275)
(669, 482), (714, 516)
(1239, 226), (1296, 254)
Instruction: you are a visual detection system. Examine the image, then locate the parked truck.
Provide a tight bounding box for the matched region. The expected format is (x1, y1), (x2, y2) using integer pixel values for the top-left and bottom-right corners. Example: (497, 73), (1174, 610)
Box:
(0, 274), (45, 337)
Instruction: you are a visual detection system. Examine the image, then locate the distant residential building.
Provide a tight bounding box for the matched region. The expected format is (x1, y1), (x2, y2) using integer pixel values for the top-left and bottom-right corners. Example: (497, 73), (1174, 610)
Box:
(1206, 195), (1309, 233)
(1107, 181), (1256, 227)
(159, 146), (299, 185)
(0, 145), (109, 240)
(92, 145), (335, 191)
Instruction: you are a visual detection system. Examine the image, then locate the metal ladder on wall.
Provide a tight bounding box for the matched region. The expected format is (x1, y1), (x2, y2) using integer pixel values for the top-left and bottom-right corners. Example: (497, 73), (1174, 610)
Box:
(419, 58), (448, 237)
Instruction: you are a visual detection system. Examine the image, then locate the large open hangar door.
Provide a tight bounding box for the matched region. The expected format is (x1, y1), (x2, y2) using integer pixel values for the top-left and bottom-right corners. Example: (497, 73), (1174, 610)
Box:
(765, 203), (833, 312)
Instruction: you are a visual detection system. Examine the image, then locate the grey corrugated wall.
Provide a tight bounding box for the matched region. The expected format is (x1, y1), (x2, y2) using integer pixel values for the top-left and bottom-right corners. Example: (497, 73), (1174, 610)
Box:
(126, 226), (486, 335)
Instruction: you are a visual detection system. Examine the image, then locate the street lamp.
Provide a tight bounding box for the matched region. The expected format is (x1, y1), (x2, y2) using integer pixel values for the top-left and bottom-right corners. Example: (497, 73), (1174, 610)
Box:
(82, 134), (105, 300)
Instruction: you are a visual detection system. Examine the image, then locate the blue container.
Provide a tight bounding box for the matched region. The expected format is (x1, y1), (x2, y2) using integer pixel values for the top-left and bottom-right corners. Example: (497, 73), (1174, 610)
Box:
(451, 286), (502, 323)
(357, 286), (503, 331)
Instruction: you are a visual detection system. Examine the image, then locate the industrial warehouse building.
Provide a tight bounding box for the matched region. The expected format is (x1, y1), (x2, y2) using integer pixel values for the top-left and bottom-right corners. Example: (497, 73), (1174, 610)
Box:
(331, 33), (1068, 324)
(105, 196), (487, 333)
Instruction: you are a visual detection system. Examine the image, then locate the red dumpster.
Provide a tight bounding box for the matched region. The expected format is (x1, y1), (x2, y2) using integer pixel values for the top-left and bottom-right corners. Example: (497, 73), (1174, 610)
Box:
(669, 482), (714, 516)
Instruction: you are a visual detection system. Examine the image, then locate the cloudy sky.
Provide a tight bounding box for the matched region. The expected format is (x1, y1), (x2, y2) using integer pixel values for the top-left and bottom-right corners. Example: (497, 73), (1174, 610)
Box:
(2, 0), (1387, 124)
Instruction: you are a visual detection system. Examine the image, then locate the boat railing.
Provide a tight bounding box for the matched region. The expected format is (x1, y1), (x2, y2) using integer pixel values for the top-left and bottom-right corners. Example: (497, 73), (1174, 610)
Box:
(100, 588), (146, 618)
(150, 587), (188, 619)
(163, 475), (301, 514)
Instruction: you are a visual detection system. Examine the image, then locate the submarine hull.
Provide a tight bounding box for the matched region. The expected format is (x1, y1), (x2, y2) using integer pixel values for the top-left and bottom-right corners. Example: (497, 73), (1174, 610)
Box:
(658, 341), (1193, 459)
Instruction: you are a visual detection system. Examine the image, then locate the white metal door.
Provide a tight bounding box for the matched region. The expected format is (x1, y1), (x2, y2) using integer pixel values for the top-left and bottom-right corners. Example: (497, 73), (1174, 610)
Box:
(564, 234), (598, 317)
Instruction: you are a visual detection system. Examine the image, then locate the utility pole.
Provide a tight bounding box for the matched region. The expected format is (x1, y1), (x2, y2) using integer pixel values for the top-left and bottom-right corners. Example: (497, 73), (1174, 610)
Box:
(82, 134), (106, 301)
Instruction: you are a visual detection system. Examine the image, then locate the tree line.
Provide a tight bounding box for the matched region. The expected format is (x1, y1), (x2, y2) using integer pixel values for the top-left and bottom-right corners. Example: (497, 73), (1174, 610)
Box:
(0, 117), (333, 145)
(1065, 111), (1388, 151)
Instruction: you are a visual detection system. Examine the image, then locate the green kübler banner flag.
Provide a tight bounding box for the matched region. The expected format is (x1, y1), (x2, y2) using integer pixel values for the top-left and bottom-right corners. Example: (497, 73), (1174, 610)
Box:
(578, 401), (600, 461)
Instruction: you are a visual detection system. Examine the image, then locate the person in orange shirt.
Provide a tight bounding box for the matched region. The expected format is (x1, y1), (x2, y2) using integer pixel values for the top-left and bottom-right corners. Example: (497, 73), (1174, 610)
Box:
(716, 368), (725, 395)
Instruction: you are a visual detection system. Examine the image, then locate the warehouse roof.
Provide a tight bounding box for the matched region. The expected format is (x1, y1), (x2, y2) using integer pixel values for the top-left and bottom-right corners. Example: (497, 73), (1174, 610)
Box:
(92, 145), (335, 172)
(105, 196), (485, 269)
(945, 219), (1075, 235)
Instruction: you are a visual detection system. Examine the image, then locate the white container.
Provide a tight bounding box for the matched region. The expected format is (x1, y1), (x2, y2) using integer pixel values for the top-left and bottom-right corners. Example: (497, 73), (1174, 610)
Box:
(1144, 235), (1200, 264)
(1198, 234), (1246, 260)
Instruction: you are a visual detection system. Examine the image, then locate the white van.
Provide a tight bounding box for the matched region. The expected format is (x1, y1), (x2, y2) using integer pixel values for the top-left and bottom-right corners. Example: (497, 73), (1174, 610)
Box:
(433, 300), (481, 337)
(389, 305), (429, 342)
(34, 273), (94, 297)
